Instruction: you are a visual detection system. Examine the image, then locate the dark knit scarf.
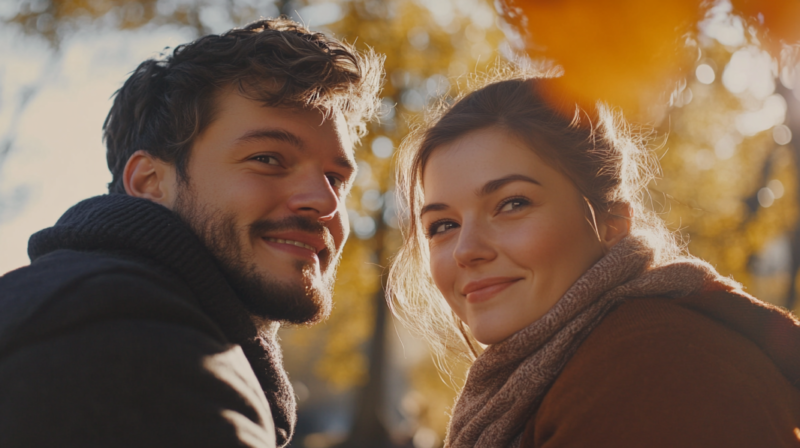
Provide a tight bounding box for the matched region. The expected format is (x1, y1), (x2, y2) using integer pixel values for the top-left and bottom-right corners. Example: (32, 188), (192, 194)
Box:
(444, 235), (741, 448)
(28, 194), (296, 447)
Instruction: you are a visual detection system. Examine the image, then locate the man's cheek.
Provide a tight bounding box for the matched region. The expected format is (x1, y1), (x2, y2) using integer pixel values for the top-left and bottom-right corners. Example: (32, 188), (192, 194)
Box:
(336, 209), (350, 247)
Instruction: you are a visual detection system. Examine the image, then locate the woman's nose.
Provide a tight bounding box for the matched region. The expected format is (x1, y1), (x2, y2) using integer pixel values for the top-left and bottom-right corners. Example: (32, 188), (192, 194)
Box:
(452, 222), (497, 267)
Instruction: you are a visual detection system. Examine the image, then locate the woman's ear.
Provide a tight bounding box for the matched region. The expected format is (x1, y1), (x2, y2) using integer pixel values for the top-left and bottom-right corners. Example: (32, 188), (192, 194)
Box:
(599, 203), (632, 250)
(123, 150), (178, 208)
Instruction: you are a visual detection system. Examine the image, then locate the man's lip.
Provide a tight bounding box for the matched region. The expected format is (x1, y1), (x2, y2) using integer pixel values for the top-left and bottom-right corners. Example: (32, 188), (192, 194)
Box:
(261, 231), (325, 254)
(461, 277), (522, 296)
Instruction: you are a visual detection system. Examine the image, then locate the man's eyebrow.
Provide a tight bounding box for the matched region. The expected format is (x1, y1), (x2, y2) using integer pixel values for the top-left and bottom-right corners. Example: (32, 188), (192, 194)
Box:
(478, 174), (541, 196)
(334, 154), (357, 173)
(236, 128), (303, 148)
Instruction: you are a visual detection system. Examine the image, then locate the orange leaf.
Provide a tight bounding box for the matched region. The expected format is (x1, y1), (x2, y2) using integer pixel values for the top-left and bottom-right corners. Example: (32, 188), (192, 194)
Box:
(731, 0), (800, 57)
(502, 0), (703, 116)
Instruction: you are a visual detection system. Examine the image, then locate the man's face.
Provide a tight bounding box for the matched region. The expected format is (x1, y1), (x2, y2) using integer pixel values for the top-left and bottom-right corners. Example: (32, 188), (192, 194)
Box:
(172, 87), (355, 324)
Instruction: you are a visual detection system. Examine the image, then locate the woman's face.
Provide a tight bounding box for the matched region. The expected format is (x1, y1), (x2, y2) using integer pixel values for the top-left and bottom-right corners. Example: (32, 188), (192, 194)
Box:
(421, 127), (607, 345)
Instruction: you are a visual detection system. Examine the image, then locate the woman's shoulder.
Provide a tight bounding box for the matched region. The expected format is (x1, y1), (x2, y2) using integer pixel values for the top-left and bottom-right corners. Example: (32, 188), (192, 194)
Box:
(522, 292), (800, 447)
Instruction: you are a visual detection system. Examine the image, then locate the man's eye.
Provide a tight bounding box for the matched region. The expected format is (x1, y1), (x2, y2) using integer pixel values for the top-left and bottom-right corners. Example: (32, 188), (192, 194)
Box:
(253, 155), (280, 165)
(327, 175), (343, 189)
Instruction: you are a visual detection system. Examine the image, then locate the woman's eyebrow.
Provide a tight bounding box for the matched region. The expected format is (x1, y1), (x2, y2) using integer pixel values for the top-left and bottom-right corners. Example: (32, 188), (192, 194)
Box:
(420, 203), (448, 218)
(420, 175), (540, 217)
(478, 174), (541, 196)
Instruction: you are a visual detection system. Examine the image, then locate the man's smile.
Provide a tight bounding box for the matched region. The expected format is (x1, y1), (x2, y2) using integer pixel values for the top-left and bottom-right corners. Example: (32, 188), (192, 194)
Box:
(263, 237), (317, 252)
(260, 230), (330, 265)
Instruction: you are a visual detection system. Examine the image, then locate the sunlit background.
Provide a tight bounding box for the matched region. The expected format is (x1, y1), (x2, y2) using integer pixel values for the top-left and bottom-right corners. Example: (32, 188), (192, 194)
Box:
(1, 1), (799, 447)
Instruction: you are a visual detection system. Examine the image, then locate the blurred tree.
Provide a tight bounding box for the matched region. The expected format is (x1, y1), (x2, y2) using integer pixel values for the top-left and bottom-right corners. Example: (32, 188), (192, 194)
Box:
(657, 39), (799, 309)
(781, 84), (800, 311)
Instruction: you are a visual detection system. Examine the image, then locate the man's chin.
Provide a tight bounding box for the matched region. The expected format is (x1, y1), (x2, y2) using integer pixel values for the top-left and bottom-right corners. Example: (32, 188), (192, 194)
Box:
(243, 293), (331, 325)
(229, 268), (332, 325)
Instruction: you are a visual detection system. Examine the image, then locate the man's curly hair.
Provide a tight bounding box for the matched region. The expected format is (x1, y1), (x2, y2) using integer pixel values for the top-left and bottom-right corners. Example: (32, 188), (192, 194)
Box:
(103, 17), (384, 194)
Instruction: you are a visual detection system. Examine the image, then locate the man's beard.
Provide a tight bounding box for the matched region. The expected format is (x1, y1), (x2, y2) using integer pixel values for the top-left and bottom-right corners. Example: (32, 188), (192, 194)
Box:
(173, 186), (338, 325)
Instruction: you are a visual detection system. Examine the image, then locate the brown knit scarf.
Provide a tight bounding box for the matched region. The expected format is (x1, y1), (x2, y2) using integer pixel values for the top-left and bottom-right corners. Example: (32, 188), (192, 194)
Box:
(444, 235), (738, 448)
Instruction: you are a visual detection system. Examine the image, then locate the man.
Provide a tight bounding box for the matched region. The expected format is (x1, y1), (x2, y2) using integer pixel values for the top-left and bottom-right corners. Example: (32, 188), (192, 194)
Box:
(0, 18), (382, 448)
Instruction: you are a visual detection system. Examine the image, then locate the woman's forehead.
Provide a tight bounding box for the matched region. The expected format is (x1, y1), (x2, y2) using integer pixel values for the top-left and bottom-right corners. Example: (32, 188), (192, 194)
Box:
(422, 129), (548, 184)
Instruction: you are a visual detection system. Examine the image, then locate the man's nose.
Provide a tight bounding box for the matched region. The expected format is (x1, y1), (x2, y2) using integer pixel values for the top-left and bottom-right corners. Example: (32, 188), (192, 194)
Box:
(452, 221), (497, 267)
(286, 172), (340, 221)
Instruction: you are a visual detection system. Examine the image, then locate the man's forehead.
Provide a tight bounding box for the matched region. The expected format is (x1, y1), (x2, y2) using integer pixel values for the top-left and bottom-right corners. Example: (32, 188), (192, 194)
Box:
(208, 86), (357, 167)
(330, 109), (355, 159)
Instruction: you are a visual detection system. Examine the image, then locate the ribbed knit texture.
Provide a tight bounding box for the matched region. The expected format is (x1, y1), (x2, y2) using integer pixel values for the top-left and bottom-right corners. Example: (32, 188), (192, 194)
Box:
(28, 194), (296, 447)
(444, 235), (742, 448)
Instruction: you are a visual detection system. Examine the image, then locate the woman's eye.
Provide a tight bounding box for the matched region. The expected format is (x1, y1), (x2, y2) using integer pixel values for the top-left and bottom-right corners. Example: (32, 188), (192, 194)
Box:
(253, 155), (280, 165)
(499, 198), (530, 213)
(327, 175), (343, 189)
(428, 221), (458, 237)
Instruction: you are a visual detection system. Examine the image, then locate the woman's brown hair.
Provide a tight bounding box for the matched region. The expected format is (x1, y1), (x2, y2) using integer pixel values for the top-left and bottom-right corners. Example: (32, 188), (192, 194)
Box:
(387, 70), (683, 370)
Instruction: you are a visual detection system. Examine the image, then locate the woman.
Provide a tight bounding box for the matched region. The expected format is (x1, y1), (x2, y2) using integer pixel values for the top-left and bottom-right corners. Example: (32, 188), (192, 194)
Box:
(388, 75), (800, 447)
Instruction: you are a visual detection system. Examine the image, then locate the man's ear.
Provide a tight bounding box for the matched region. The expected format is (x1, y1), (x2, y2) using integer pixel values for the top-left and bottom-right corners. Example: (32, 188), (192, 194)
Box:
(123, 150), (178, 208)
(599, 203), (632, 250)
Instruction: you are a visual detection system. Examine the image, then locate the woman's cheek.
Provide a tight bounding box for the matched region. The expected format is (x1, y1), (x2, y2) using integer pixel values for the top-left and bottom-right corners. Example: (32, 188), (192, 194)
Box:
(429, 247), (452, 293)
(498, 219), (557, 264)
(429, 246), (464, 318)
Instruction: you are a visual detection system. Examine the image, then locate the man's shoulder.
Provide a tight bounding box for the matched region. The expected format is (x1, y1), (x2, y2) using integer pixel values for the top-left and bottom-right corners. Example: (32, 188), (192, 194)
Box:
(0, 250), (275, 448)
(0, 249), (224, 355)
(2, 249), (179, 299)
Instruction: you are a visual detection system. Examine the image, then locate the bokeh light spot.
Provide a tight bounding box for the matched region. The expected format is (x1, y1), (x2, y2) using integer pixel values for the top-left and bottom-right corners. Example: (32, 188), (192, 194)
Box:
(714, 135), (738, 160)
(758, 187), (775, 208)
(723, 47), (775, 98)
(735, 94), (786, 136)
(361, 189), (383, 212)
(354, 215), (376, 239)
(695, 149), (715, 170)
(413, 427), (439, 448)
(768, 179), (785, 199)
(696, 64), (716, 84)
(371, 136), (394, 159)
(773, 124), (793, 145)
(407, 27), (430, 51)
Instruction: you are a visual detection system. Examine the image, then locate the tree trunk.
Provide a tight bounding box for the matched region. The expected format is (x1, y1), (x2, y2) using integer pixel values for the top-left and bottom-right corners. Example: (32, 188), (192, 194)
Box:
(333, 218), (408, 448)
(333, 287), (395, 448)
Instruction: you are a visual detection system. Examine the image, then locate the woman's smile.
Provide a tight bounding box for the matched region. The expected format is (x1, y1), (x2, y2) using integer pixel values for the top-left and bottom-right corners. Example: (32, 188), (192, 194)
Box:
(461, 277), (523, 304)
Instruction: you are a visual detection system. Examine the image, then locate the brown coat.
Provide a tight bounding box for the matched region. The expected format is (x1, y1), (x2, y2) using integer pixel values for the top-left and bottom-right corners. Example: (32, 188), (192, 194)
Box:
(521, 290), (800, 447)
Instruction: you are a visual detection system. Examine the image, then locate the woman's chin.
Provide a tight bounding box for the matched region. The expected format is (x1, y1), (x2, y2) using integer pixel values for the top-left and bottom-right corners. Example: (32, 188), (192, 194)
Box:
(470, 326), (515, 346)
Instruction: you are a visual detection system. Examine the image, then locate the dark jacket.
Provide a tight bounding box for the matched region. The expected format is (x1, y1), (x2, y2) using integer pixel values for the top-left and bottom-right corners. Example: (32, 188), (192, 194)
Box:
(521, 288), (800, 447)
(0, 195), (296, 448)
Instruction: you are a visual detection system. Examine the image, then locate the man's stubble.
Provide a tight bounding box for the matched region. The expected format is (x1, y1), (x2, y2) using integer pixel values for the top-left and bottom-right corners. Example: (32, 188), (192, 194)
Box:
(173, 184), (338, 325)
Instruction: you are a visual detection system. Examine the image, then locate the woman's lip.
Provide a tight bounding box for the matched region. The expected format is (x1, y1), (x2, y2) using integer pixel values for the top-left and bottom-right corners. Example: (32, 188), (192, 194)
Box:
(462, 277), (521, 304)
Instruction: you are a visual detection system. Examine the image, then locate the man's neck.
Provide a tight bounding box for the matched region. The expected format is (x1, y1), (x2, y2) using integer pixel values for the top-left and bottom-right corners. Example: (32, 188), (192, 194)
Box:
(250, 314), (280, 341)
